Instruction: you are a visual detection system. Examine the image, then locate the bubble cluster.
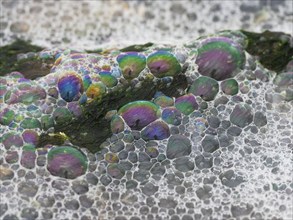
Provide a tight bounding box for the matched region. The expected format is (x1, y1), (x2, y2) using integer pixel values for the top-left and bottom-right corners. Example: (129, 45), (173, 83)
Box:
(0, 31), (292, 220)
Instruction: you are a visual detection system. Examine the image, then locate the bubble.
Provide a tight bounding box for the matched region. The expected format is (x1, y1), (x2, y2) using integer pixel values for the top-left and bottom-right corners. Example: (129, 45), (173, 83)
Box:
(86, 82), (106, 99)
(99, 72), (118, 88)
(20, 144), (36, 169)
(57, 71), (83, 102)
(147, 51), (181, 78)
(4, 85), (47, 105)
(117, 52), (146, 79)
(230, 104), (253, 128)
(141, 120), (170, 141)
(196, 37), (245, 80)
(188, 76), (219, 101)
(53, 107), (73, 124)
(0, 108), (15, 125)
(220, 79), (239, 95)
(153, 94), (174, 107)
(22, 130), (39, 145)
(1, 132), (23, 149)
(20, 118), (42, 129)
(175, 94), (198, 115)
(162, 107), (182, 125)
(118, 101), (160, 130)
(105, 152), (119, 163)
(82, 75), (92, 91)
(47, 146), (88, 179)
(110, 115), (125, 134)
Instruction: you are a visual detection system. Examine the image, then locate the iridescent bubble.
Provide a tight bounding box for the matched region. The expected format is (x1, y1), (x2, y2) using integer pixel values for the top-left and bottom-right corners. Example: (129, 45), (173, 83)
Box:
(4, 85), (47, 105)
(86, 82), (106, 99)
(162, 107), (182, 125)
(188, 76), (219, 101)
(41, 115), (55, 130)
(107, 164), (125, 179)
(1, 132), (23, 149)
(47, 146), (88, 179)
(53, 107), (73, 124)
(153, 93), (174, 107)
(118, 101), (160, 130)
(220, 79), (239, 95)
(117, 52), (146, 79)
(20, 118), (42, 129)
(141, 120), (170, 141)
(22, 130), (39, 145)
(105, 152), (119, 163)
(196, 37), (245, 81)
(82, 75), (92, 91)
(0, 108), (15, 125)
(99, 72), (118, 88)
(194, 118), (208, 133)
(48, 87), (59, 98)
(147, 51), (181, 78)
(20, 144), (36, 169)
(110, 115), (125, 134)
(273, 72), (293, 101)
(175, 94), (198, 115)
(57, 71), (83, 102)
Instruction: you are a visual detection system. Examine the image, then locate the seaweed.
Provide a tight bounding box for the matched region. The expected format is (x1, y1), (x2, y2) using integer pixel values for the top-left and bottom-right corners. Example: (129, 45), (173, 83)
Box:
(241, 30), (293, 73)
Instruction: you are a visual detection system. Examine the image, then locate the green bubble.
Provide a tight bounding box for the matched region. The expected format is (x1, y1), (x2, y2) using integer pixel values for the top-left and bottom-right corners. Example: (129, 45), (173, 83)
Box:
(20, 118), (42, 129)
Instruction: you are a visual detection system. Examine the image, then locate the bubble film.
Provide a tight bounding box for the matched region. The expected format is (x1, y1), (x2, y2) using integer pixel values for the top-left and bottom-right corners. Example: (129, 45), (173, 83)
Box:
(0, 29), (292, 220)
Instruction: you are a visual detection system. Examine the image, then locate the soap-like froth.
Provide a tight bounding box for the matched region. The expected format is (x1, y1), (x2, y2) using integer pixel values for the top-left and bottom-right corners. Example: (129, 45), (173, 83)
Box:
(141, 120), (170, 141)
(188, 76), (219, 101)
(47, 146), (88, 179)
(147, 51), (181, 78)
(117, 52), (146, 79)
(57, 71), (83, 102)
(196, 37), (245, 81)
(118, 101), (160, 130)
(175, 94), (198, 115)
